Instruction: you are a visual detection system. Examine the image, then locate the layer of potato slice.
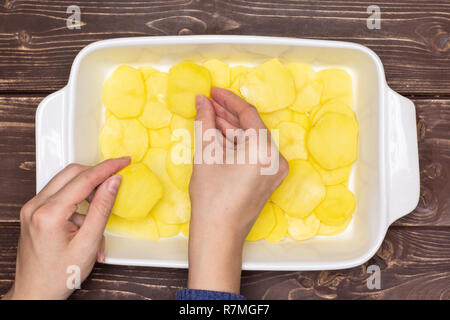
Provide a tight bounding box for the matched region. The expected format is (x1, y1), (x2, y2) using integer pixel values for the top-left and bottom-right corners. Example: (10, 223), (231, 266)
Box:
(288, 213), (321, 241)
(307, 113), (358, 170)
(99, 116), (148, 162)
(170, 114), (195, 147)
(139, 66), (158, 81)
(247, 202), (276, 241)
(180, 222), (190, 237)
(260, 108), (293, 130)
(289, 79), (323, 113)
(317, 68), (352, 103)
(145, 71), (168, 103)
(240, 59), (295, 113)
(167, 62), (211, 118)
(317, 214), (352, 236)
(139, 99), (173, 129)
(312, 99), (355, 125)
(203, 59), (230, 88)
(106, 214), (159, 241)
(275, 121), (308, 161)
(155, 219), (181, 238)
(112, 163), (163, 219)
(271, 160), (325, 218)
(286, 63), (316, 90)
(166, 141), (193, 191)
(292, 112), (310, 131)
(265, 203), (288, 242)
(102, 65), (146, 118)
(149, 127), (171, 149)
(309, 158), (352, 186)
(314, 185), (355, 226)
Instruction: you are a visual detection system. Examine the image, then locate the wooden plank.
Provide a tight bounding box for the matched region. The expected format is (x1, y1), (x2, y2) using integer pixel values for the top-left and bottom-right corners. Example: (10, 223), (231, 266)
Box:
(0, 0), (449, 94)
(1, 95), (449, 225)
(0, 224), (449, 299)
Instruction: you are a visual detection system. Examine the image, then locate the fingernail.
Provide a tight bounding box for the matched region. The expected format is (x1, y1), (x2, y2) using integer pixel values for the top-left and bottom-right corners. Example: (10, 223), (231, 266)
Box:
(107, 174), (122, 195)
(119, 156), (131, 162)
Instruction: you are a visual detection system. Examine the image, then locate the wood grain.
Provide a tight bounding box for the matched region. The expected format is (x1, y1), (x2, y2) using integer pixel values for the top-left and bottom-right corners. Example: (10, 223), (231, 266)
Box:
(0, 224), (448, 299)
(0, 96), (448, 225)
(0, 0), (449, 95)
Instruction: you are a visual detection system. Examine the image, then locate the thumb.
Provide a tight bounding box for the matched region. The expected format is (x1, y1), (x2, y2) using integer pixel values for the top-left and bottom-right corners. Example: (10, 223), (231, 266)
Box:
(77, 174), (122, 245)
(195, 94), (216, 132)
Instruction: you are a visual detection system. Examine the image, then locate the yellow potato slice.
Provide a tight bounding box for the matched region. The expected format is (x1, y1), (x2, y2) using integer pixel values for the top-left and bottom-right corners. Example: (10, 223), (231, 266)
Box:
(275, 121), (307, 161)
(260, 108), (293, 130)
(309, 158), (352, 186)
(317, 215), (352, 236)
(312, 99), (355, 125)
(230, 65), (249, 84)
(286, 63), (316, 90)
(289, 79), (323, 113)
(166, 142), (193, 191)
(288, 213), (320, 241)
(139, 99), (173, 129)
(102, 65), (145, 118)
(155, 219), (181, 238)
(203, 59), (230, 88)
(314, 185), (355, 226)
(240, 59), (295, 113)
(317, 68), (352, 103)
(142, 147), (169, 181)
(112, 163), (163, 219)
(180, 222), (190, 237)
(139, 66), (158, 80)
(106, 214), (159, 241)
(149, 127), (171, 149)
(105, 108), (113, 120)
(170, 114), (195, 147)
(99, 116), (148, 162)
(271, 160), (325, 218)
(145, 71), (168, 103)
(246, 202), (276, 241)
(265, 203), (288, 242)
(292, 112), (310, 131)
(307, 113), (358, 170)
(167, 62), (211, 118)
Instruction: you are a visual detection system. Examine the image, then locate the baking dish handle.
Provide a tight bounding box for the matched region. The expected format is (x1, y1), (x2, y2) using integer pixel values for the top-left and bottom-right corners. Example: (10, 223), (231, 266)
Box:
(385, 87), (420, 225)
(35, 87), (67, 193)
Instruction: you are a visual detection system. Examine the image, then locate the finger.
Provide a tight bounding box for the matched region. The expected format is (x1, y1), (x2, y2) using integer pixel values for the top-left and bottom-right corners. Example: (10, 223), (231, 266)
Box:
(211, 99), (240, 128)
(76, 174), (122, 246)
(69, 212), (86, 228)
(210, 87), (266, 130)
(51, 157), (130, 213)
(195, 94), (217, 132)
(216, 116), (239, 147)
(97, 236), (106, 263)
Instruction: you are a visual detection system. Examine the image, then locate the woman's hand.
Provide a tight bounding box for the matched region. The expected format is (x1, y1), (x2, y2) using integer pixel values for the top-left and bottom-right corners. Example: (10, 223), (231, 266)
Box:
(3, 157), (130, 300)
(188, 87), (289, 294)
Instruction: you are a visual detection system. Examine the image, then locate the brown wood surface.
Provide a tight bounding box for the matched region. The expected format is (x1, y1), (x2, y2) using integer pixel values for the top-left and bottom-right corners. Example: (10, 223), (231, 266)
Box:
(0, 0), (449, 300)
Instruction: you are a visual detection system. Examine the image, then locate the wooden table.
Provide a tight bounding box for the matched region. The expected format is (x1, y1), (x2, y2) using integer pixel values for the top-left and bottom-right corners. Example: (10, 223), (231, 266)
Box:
(1, 0), (449, 300)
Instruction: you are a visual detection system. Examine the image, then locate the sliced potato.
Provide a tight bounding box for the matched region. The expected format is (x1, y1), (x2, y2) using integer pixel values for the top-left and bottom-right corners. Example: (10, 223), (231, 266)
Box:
(247, 202), (276, 241)
(309, 158), (352, 186)
(149, 127), (172, 149)
(307, 113), (358, 170)
(139, 99), (173, 129)
(151, 190), (191, 225)
(317, 68), (352, 103)
(289, 79), (323, 113)
(139, 66), (158, 80)
(230, 65), (249, 84)
(314, 185), (355, 226)
(112, 163), (163, 219)
(166, 142), (193, 191)
(265, 203), (288, 242)
(99, 116), (148, 162)
(167, 62), (211, 118)
(102, 65), (145, 118)
(142, 147), (169, 181)
(240, 59), (295, 112)
(286, 63), (316, 89)
(203, 59), (230, 88)
(260, 108), (293, 130)
(170, 114), (195, 146)
(317, 215), (352, 236)
(312, 99), (355, 125)
(105, 108), (113, 120)
(155, 219), (181, 238)
(292, 112), (310, 131)
(180, 222), (190, 237)
(288, 213), (320, 241)
(106, 214), (159, 241)
(275, 121), (307, 161)
(145, 71), (168, 103)
(271, 160), (325, 218)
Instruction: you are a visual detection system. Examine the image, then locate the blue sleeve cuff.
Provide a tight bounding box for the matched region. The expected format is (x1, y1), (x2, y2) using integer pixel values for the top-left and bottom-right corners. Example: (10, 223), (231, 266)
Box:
(176, 289), (246, 300)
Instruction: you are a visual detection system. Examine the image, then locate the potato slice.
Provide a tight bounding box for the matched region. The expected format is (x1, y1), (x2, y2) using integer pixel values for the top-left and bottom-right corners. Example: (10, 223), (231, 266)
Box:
(99, 116), (148, 162)
(170, 114), (194, 147)
(309, 158), (352, 186)
(230, 65), (249, 84)
(289, 79), (323, 113)
(317, 215), (352, 236)
(260, 108), (293, 130)
(286, 63), (316, 90)
(180, 222), (190, 237)
(139, 66), (158, 80)
(142, 147), (169, 181)
(167, 62), (211, 118)
(246, 202), (276, 241)
(240, 59), (295, 112)
(102, 65), (145, 118)
(139, 99), (173, 129)
(307, 113), (358, 169)
(312, 99), (355, 125)
(112, 163), (163, 219)
(288, 213), (320, 241)
(265, 203), (288, 242)
(275, 121), (307, 161)
(105, 108), (113, 120)
(292, 112), (310, 131)
(203, 59), (230, 88)
(166, 142), (193, 191)
(155, 219), (181, 238)
(272, 160), (325, 218)
(145, 71), (168, 103)
(317, 68), (352, 103)
(314, 185), (355, 226)
(106, 214), (159, 241)
(149, 127), (171, 149)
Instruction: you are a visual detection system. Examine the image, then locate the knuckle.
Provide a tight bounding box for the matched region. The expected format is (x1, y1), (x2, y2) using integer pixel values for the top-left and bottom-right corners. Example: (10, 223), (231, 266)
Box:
(66, 163), (83, 174)
(20, 200), (35, 222)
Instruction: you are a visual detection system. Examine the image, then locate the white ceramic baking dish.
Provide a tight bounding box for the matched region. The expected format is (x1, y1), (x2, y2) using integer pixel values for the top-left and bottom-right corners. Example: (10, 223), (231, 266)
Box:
(35, 35), (419, 271)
